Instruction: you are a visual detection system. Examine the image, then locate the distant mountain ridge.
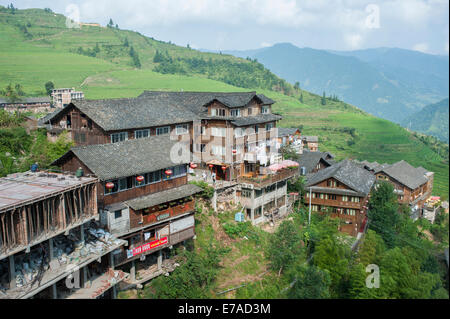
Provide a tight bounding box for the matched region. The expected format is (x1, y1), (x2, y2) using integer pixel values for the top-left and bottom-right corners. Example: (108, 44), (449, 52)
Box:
(211, 43), (449, 124)
(402, 98), (449, 143)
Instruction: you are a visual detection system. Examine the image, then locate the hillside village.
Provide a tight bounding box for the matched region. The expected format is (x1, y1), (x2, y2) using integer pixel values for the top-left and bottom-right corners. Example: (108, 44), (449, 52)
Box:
(0, 5), (448, 301)
(0, 90), (447, 299)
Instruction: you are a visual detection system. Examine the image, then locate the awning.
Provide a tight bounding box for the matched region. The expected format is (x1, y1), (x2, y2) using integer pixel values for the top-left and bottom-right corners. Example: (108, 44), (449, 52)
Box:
(125, 184), (203, 211)
(206, 159), (225, 166)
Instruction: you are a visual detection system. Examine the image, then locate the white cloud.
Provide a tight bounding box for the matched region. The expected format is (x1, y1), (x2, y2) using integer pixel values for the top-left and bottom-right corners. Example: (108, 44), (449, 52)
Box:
(345, 33), (364, 50)
(260, 42), (272, 48)
(412, 42), (430, 53)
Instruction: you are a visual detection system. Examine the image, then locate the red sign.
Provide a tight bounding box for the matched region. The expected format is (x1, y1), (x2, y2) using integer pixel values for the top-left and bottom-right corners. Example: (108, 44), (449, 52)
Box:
(131, 237), (168, 257)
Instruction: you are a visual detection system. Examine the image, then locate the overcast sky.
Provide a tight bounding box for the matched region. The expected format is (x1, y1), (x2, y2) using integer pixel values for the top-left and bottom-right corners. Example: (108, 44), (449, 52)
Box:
(2, 0), (449, 55)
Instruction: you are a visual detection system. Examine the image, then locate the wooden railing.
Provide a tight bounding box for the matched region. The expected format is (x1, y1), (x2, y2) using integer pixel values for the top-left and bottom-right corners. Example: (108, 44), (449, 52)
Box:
(237, 168), (297, 188)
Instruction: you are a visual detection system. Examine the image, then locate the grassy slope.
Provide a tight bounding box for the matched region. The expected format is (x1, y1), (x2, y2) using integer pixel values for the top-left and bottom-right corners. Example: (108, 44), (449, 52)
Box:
(0, 8), (448, 198)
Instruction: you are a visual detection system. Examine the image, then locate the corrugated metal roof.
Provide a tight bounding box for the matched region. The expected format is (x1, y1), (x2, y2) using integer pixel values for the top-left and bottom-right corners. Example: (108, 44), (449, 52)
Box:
(0, 172), (97, 213)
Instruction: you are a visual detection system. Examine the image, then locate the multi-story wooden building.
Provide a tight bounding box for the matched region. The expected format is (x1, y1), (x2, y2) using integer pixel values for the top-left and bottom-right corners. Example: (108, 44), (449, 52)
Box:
(356, 160), (434, 219)
(0, 171), (128, 299)
(52, 136), (202, 285)
(42, 91), (283, 181)
(304, 160), (376, 236)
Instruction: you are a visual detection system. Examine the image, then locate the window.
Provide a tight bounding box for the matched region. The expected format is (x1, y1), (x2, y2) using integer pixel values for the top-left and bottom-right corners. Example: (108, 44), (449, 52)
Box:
(211, 108), (225, 116)
(254, 125), (259, 134)
(330, 194), (337, 200)
(261, 106), (269, 114)
(176, 124), (189, 135)
(254, 206), (262, 218)
(327, 180), (337, 187)
(194, 143), (206, 153)
(342, 196), (348, 202)
(230, 109), (241, 117)
(114, 210), (122, 219)
(111, 132), (128, 143)
(156, 126), (170, 135)
(194, 126), (206, 135)
(234, 128), (245, 138)
(241, 189), (252, 198)
(119, 177), (133, 191)
(351, 197), (360, 203)
(255, 189), (263, 198)
(145, 171), (161, 185)
(265, 123), (274, 131)
(248, 107), (252, 115)
(162, 165), (187, 180)
(212, 145), (225, 156)
(134, 129), (150, 139)
(211, 127), (226, 137)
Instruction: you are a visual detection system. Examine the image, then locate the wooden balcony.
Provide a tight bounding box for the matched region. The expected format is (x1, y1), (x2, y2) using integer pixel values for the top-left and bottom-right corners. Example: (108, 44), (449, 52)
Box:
(237, 168), (297, 189)
(305, 197), (362, 209)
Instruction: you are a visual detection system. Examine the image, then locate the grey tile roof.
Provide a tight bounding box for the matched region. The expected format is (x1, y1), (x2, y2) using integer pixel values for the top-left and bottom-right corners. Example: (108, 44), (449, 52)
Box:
(139, 91), (275, 109)
(257, 94), (275, 105)
(52, 135), (189, 181)
(305, 159), (376, 196)
(45, 91), (276, 131)
(231, 113), (282, 126)
(306, 186), (361, 197)
(70, 98), (198, 131)
(379, 160), (430, 190)
(296, 150), (335, 174)
(277, 127), (300, 137)
(302, 136), (318, 142)
(0, 97), (50, 104)
(125, 184), (203, 210)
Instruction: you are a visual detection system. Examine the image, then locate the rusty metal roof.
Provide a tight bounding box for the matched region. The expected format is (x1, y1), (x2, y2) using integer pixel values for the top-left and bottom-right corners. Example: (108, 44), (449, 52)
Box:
(0, 171), (97, 213)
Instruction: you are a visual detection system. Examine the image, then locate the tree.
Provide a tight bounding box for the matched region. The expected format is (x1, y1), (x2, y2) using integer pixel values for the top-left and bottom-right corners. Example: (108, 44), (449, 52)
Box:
(294, 82), (300, 91)
(321, 91), (326, 105)
(367, 181), (400, 248)
(45, 81), (54, 96)
(357, 229), (385, 266)
(313, 236), (350, 293)
(115, 24), (119, 29)
(123, 37), (129, 47)
(107, 18), (114, 28)
(299, 93), (303, 103)
(267, 220), (302, 273)
(288, 265), (331, 299)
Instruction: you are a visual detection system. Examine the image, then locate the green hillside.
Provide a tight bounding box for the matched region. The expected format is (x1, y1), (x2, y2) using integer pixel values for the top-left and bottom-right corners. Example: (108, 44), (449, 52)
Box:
(402, 98), (449, 143)
(0, 7), (448, 198)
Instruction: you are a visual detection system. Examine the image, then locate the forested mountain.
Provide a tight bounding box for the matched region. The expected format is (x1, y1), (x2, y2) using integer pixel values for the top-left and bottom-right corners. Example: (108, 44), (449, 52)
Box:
(217, 43), (449, 124)
(402, 98), (449, 143)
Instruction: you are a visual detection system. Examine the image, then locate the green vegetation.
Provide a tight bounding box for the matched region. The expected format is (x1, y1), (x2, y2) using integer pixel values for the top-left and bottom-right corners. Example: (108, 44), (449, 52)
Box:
(402, 98), (449, 143)
(0, 110), (73, 177)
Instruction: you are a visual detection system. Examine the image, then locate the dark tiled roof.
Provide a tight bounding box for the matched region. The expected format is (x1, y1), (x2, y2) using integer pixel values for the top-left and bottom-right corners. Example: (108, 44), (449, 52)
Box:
(306, 159), (376, 196)
(69, 98), (198, 131)
(302, 136), (318, 142)
(306, 186), (361, 197)
(257, 94), (275, 105)
(277, 127), (300, 137)
(139, 91), (274, 109)
(52, 136), (188, 180)
(379, 160), (430, 189)
(231, 113), (282, 126)
(296, 150), (335, 174)
(125, 184), (203, 210)
(0, 97), (50, 104)
(45, 91), (276, 131)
